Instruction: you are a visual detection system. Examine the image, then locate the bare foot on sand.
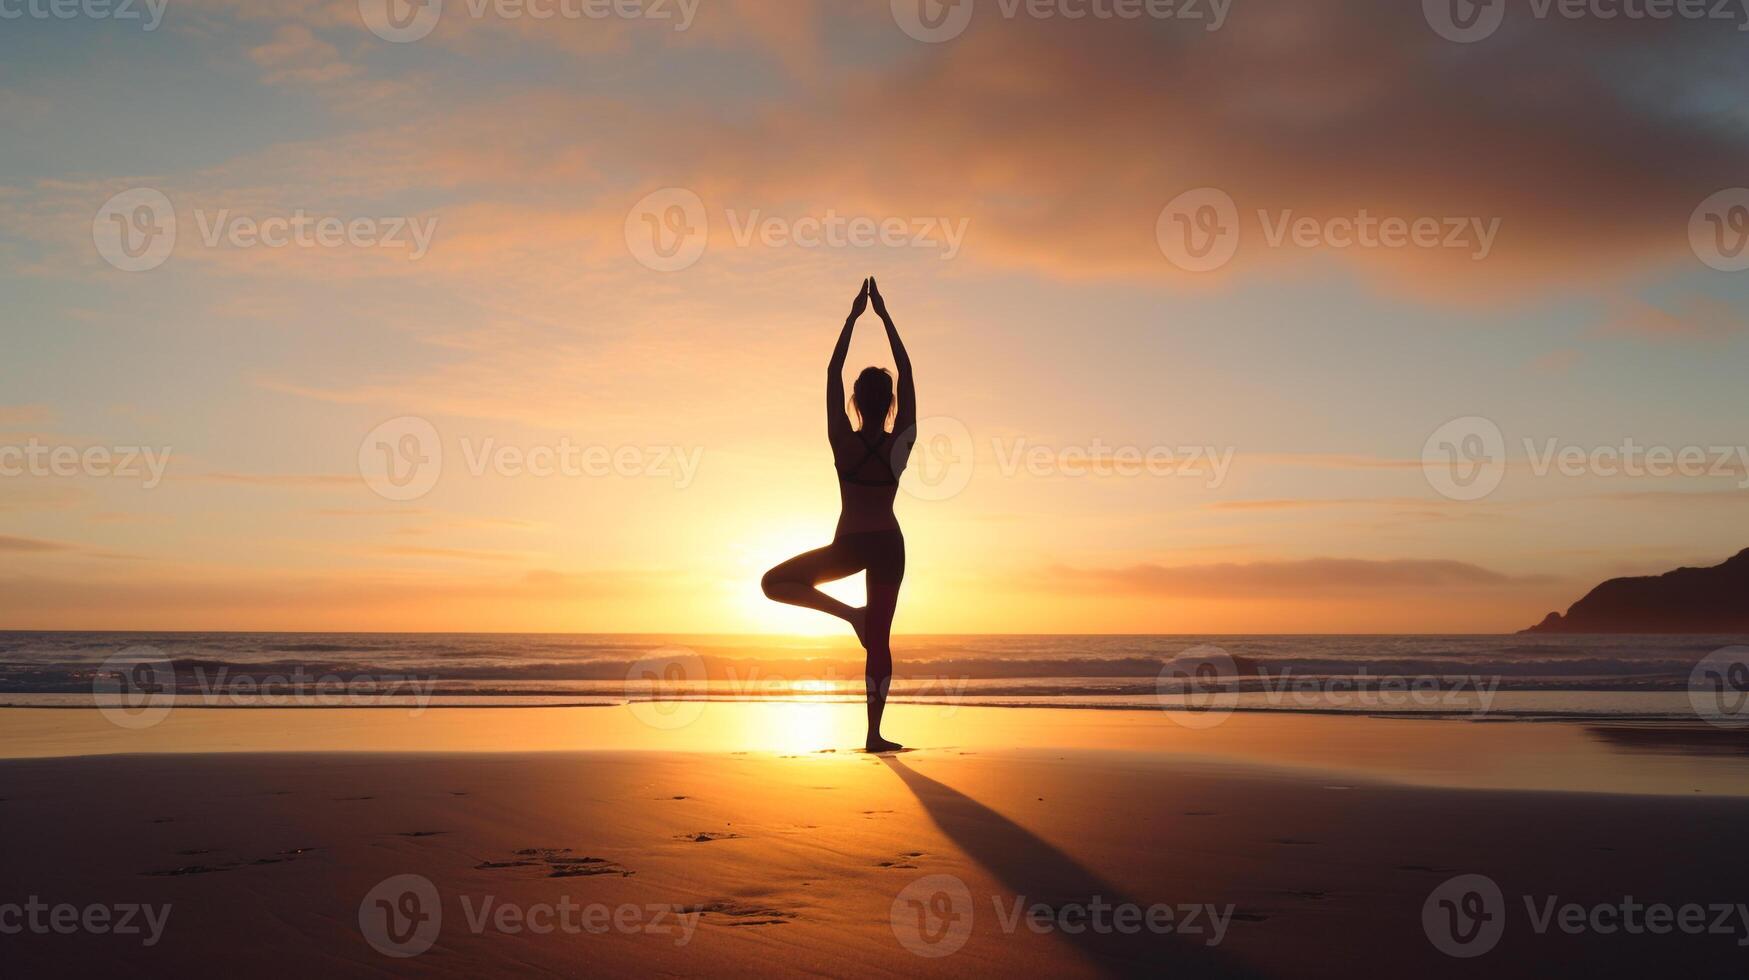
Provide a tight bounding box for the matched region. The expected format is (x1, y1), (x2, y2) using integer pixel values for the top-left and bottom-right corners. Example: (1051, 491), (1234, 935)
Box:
(865, 737), (904, 753)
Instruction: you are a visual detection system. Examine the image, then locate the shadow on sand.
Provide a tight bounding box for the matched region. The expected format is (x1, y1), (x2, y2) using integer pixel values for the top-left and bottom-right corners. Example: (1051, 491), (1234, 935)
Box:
(881, 755), (1256, 978)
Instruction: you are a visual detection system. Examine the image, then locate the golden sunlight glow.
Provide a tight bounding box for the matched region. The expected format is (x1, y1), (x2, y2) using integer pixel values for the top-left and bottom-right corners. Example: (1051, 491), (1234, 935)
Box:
(761, 700), (843, 755)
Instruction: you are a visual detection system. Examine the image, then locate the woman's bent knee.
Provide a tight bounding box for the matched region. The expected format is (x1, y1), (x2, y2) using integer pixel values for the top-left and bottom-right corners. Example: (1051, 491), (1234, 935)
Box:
(760, 567), (789, 600)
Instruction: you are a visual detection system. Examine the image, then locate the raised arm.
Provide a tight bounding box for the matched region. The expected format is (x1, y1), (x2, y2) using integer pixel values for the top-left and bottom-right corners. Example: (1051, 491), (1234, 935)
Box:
(868, 277), (914, 437)
(828, 278), (869, 440)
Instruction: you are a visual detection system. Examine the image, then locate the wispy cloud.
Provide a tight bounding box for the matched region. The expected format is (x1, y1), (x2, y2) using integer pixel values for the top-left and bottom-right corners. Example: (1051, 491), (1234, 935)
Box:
(1040, 557), (1552, 599)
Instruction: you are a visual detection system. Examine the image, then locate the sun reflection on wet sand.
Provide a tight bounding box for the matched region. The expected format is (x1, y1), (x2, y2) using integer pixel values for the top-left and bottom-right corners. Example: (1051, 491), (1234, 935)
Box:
(5, 704), (1749, 797)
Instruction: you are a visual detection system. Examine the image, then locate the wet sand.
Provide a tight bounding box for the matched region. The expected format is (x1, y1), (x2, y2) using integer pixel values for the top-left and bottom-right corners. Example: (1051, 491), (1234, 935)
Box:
(4, 705), (1749, 977)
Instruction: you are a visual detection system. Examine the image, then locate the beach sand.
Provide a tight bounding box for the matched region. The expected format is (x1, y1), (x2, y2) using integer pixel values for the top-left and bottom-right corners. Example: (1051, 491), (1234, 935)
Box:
(4, 704), (1749, 977)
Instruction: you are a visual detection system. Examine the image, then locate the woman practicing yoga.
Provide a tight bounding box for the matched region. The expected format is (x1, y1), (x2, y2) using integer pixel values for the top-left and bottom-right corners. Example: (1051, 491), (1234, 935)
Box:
(761, 277), (915, 753)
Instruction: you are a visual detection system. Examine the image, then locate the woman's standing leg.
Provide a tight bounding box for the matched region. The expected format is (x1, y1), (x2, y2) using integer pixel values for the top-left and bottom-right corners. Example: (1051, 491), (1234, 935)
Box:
(863, 577), (902, 751)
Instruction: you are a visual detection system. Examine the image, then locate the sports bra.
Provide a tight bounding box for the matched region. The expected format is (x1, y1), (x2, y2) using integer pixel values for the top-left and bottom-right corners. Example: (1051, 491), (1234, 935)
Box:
(838, 431), (898, 487)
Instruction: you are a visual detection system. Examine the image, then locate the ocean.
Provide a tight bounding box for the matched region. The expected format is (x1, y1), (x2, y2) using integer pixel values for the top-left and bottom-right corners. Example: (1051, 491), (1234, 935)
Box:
(5, 632), (1748, 722)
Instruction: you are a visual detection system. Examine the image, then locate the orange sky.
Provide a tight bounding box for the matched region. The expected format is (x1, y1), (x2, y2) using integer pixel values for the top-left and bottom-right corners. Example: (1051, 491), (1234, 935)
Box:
(3, 1), (1747, 633)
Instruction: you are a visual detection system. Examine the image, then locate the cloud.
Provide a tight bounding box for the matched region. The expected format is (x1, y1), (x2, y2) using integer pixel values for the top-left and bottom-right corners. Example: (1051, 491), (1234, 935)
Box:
(1041, 557), (1549, 599)
(249, 24), (357, 86)
(1205, 497), (1434, 512)
(1528, 348), (1582, 374)
(0, 484), (87, 512)
(1594, 294), (1744, 341)
(0, 535), (74, 553)
(193, 471), (359, 488)
(0, 405), (53, 425)
(0, 565), (686, 630)
(375, 545), (522, 562)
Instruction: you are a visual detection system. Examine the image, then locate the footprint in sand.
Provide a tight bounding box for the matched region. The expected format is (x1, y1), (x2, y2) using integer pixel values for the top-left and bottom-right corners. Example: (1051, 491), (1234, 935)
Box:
(145, 847), (315, 877)
(549, 858), (630, 878)
(145, 864), (232, 877)
(681, 832), (745, 843)
(676, 901), (796, 926)
(481, 848), (633, 877)
(876, 851), (925, 869)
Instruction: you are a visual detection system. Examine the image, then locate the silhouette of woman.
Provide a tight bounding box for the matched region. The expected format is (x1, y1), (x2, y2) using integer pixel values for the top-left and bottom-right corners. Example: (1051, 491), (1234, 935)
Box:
(762, 277), (915, 753)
